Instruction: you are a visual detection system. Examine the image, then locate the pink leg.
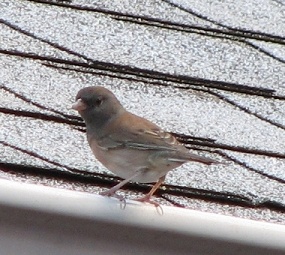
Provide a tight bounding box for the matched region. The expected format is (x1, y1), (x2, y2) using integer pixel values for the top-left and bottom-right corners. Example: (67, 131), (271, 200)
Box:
(135, 175), (166, 207)
(100, 171), (141, 201)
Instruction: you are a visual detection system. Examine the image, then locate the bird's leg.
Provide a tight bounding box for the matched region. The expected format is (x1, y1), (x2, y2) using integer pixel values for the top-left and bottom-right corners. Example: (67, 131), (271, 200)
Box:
(100, 171), (141, 202)
(135, 175), (166, 207)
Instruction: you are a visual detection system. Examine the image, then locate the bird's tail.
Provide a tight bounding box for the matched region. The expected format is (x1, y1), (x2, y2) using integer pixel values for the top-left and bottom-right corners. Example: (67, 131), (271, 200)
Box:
(186, 152), (220, 165)
(169, 151), (220, 165)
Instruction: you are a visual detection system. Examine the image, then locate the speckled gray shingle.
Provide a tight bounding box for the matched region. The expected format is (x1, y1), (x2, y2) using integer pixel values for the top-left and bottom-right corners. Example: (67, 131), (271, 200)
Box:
(0, 0), (285, 224)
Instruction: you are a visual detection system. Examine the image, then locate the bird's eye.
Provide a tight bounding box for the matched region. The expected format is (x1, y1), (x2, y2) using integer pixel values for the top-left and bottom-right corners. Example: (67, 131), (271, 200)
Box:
(94, 97), (103, 107)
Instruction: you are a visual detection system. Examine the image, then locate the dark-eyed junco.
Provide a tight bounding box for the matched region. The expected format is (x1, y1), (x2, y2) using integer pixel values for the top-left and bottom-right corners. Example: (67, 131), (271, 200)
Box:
(72, 86), (218, 206)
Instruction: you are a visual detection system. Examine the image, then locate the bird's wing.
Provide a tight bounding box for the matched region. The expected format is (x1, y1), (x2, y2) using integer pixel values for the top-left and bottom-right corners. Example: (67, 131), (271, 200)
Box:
(95, 112), (218, 165)
(97, 112), (183, 151)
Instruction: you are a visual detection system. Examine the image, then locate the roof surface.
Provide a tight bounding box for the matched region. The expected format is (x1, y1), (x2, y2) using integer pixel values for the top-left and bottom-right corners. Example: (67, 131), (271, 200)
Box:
(0, 0), (285, 224)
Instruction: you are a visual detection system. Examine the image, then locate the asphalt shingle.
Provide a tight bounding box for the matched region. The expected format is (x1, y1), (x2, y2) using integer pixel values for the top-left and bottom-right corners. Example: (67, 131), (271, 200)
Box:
(0, 0), (285, 224)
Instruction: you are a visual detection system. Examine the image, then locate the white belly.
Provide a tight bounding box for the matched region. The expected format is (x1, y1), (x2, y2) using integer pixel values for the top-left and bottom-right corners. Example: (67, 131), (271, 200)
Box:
(88, 138), (182, 183)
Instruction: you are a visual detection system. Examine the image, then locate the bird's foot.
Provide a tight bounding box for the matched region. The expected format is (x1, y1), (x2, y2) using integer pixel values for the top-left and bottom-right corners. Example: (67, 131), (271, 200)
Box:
(100, 189), (126, 208)
(135, 195), (160, 207)
(135, 195), (163, 214)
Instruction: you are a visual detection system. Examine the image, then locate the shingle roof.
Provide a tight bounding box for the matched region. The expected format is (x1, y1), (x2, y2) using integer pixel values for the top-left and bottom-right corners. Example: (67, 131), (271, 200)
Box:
(1, 0), (285, 224)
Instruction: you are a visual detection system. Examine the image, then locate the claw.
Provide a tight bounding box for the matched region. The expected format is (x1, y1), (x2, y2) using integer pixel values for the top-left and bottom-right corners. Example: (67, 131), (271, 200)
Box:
(135, 195), (163, 214)
(135, 195), (157, 205)
(100, 189), (126, 208)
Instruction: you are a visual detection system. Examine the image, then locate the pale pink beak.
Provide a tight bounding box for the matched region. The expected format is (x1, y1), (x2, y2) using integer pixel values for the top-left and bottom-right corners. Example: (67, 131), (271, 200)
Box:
(72, 99), (86, 111)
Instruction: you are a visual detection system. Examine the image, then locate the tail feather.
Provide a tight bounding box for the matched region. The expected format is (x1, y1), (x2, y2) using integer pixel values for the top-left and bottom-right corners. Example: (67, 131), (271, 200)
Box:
(169, 152), (219, 165)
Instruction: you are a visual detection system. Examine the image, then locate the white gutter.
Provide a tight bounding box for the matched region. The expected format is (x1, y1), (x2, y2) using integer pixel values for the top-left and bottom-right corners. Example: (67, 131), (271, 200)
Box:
(0, 178), (284, 255)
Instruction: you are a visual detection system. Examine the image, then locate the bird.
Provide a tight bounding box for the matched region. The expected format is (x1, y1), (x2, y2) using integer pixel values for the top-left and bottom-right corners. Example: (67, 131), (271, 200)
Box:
(72, 86), (219, 206)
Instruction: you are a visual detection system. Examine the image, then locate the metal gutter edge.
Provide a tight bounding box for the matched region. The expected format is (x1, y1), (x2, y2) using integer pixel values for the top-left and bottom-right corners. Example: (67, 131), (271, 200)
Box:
(0, 179), (284, 255)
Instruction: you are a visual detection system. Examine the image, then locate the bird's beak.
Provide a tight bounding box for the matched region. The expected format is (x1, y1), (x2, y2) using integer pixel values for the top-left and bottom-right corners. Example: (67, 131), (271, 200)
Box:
(72, 99), (86, 111)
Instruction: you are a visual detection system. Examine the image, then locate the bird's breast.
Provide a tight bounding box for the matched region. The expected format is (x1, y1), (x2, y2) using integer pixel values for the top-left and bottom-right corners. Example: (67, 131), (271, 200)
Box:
(87, 136), (177, 183)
